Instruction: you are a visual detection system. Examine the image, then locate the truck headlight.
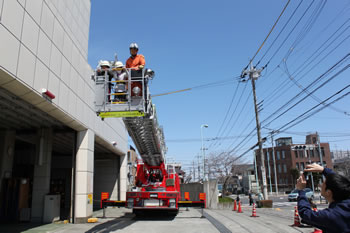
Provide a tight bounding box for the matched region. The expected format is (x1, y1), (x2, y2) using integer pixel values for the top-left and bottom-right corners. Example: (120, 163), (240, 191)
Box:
(169, 199), (176, 208)
(132, 86), (141, 95)
(127, 199), (134, 209)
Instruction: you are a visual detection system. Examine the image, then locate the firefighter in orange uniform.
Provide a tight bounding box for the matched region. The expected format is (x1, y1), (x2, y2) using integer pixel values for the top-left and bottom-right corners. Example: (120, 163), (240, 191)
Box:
(126, 43), (145, 70)
(126, 43), (145, 97)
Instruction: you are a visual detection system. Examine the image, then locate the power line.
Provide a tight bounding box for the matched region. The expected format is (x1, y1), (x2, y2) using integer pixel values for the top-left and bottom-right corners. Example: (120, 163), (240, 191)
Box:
(247, 0), (291, 66)
(261, 54), (350, 126)
(282, 57), (350, 116)
(208, 82), (241, 148)
(232, 85), (350, 162)
(151, 76), (239, 97)
(256, 0), (304, 67)
(276, 85), (350, 132)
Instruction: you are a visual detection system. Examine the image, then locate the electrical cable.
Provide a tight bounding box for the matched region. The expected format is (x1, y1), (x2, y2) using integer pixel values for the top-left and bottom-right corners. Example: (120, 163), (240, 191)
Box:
(261, 53), (350, 126)
(243, 0), (291, 70)
(276, 85), (350, 132)
(151, 76), (240, 97)
(256, 0), (304, 67)
(264, 62), (350, 127)
(283, 57), (350, 116)
(208, 82), (241, 149)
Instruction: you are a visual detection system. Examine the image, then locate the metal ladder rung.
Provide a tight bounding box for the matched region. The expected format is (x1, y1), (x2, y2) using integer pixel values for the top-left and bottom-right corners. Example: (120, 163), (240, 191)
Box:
(111, 101), (127, 104)
(111, 80), (127, 83)
(110, 93), (127, 95)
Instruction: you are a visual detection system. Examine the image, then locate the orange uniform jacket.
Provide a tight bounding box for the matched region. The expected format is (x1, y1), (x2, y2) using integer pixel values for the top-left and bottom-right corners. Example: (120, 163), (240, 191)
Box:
(126, 54), (145, 68)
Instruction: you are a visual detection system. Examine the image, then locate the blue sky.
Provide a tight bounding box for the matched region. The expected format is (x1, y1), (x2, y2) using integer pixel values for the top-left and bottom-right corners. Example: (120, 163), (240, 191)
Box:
(88, 0), (350, 173)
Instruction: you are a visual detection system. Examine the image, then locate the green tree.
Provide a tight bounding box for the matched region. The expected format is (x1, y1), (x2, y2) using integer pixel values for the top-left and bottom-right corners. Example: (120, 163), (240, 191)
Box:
(312, 172), (322, 191)
(290, 168), (300, 186)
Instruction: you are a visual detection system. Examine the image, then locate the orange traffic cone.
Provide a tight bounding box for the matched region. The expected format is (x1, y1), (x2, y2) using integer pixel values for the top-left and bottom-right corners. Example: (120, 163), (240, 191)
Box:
(292, 206), (301, 227)
(237, 201), (243, 213)
(250, 203), (259, 217)
(233, 200), (237, 211)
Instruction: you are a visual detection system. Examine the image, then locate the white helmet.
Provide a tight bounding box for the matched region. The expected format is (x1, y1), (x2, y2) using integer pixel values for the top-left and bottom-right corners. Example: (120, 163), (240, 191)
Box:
(129, 43), (138, 49)
(99, 60), (110, 67)
(114, 61), (124, 68)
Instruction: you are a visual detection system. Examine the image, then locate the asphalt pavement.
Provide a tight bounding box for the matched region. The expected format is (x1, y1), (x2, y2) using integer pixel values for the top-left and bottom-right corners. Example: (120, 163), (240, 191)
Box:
(0, 203), (327, 233)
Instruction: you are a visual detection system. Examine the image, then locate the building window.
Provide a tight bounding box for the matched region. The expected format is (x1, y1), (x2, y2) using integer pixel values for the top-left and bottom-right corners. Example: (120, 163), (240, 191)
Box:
(321, 147), (325, 157)
(310, 150), (314, 157)
(300, 162), (305, 170)
(283, 164), (287, 173)
(296, 162), (299, 170)
(278, 164), (281, 173)
(277, 151), (280, 160)
(298, 150), (304, 158)
(282, 150), (285, 159)
(295, 150), (298, 158)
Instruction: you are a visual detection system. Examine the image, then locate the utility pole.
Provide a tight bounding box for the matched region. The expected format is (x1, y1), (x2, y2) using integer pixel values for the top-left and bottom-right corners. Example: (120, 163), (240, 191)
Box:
(307, 146), (315, 192)
(253, 151), (260, 194)
(193, 160), (196, 182)
(270, 132), (279, 195)
(242, 63), (268, 200)
(266, 150), (273, 194)
(316, 132), (324, 183)
(201, 124), (209, 181)
(197, 155), (201, 182)
(316, 132), (324, 166)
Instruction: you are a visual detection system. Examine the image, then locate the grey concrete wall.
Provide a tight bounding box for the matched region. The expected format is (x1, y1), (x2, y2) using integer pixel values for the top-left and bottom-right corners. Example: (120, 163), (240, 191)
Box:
(181, 180), (218, 209)
(0, 130), (15, 193)
(204, 180), (218, 209)
(217, 202), (234, 210)
(31, 128), (53, 222)
(93, 155), (120, 210)
(180, 183), (203, 201)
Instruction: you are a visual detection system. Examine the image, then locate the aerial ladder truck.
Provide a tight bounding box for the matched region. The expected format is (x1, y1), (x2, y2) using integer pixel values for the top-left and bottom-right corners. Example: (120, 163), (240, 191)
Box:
(93, 63), (205, 216)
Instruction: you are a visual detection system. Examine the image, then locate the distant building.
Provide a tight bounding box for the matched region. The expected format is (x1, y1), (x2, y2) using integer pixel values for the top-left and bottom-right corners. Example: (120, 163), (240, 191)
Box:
(332, 150), (350, 177)
(255, 134), (333, 191)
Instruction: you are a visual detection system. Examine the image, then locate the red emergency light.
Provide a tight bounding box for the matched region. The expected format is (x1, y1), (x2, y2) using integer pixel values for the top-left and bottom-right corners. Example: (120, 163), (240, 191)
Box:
(41, 88), (55, 99)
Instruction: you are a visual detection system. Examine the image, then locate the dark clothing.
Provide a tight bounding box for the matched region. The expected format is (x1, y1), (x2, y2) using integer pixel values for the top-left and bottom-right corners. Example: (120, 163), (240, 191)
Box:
(297, 168), (350, 233)
(249, 193), (253, 205)
(96, 69), (114, 81)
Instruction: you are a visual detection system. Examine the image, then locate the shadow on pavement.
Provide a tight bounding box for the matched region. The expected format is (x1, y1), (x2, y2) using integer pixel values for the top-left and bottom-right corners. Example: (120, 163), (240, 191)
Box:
(86, 213), (136, 233)
(0, 222), (61, 233)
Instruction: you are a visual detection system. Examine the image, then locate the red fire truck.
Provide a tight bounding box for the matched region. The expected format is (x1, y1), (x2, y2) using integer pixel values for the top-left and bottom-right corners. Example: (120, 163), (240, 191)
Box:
(94, 64), (205, 216)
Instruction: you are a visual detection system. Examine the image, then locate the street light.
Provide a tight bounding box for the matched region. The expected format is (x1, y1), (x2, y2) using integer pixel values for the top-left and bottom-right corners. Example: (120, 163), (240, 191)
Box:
(201, 124), (209, 181)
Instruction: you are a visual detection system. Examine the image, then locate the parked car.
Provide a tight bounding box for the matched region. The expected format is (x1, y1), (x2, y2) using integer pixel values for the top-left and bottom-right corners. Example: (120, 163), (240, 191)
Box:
(288, 188), (314, 201)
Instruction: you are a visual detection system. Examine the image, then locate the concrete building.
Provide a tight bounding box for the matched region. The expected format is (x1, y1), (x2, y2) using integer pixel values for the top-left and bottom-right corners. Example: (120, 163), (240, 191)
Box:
(332, 150), (350, 177)
(0, 0), (128, 223)
(255, 134), (333, 191)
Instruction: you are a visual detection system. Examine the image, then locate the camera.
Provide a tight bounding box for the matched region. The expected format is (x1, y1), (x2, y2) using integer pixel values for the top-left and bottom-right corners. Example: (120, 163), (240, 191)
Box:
(303, 171), (310, 180)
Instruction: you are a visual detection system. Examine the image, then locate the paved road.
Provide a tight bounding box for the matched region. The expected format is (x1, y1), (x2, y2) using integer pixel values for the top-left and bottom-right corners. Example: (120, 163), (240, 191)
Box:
(56, 205), (320, 233)
(0, 204), (326, 233)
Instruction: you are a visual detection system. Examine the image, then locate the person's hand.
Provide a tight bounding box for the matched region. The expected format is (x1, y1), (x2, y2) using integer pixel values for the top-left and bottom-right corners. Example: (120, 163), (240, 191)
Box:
(304, 163), (324, 173)
(296, 174), (306, 190)
(139, 65), (144, 70)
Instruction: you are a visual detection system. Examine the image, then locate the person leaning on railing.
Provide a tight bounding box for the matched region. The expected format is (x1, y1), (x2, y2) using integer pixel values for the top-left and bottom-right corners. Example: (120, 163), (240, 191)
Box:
(296, 163), (350, 233)
(126, 43), (145, 70)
